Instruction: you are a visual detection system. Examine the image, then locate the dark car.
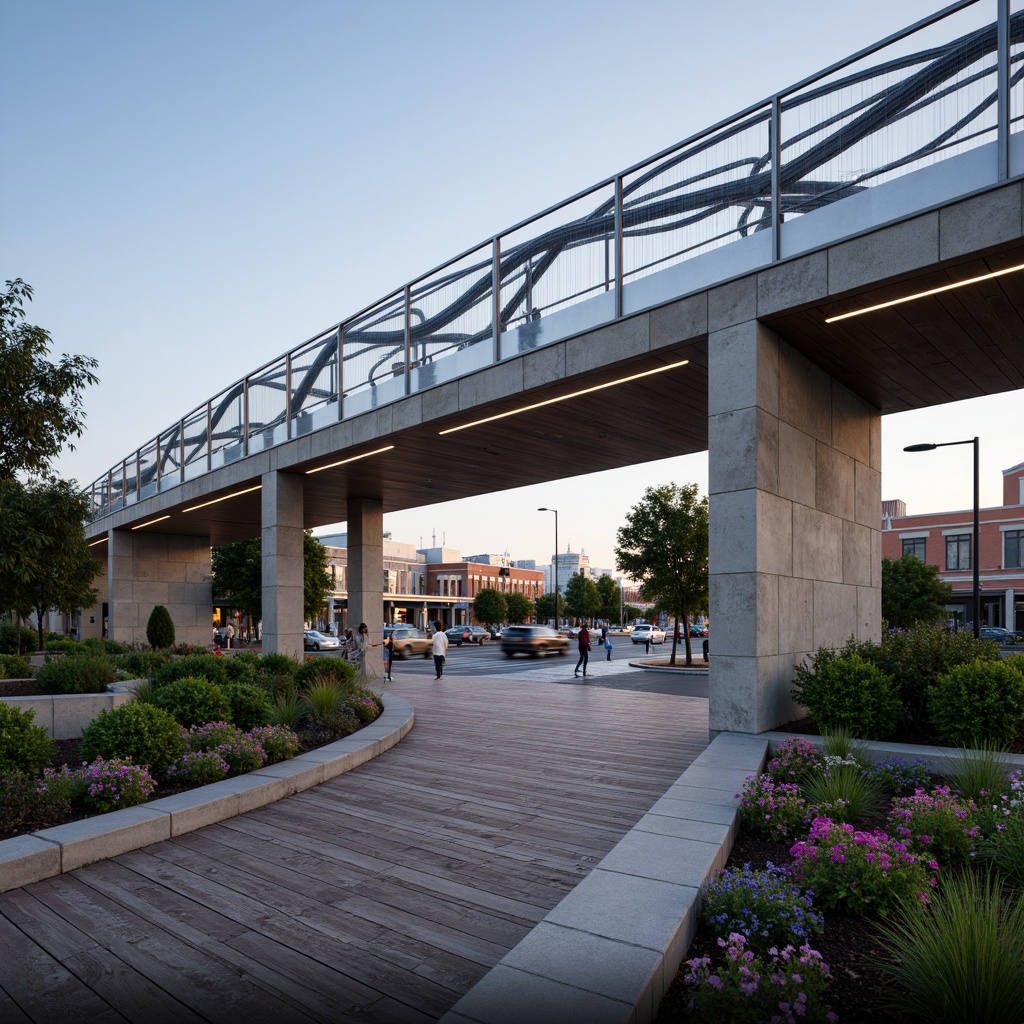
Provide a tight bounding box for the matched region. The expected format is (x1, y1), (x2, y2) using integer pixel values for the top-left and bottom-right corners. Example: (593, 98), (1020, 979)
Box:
(500, 625), (570, 658)
(979, 626), (1013, 643)
(445, 625), (490, 646)
(383, 625), (432, 659)
(689, 623), (709, 637)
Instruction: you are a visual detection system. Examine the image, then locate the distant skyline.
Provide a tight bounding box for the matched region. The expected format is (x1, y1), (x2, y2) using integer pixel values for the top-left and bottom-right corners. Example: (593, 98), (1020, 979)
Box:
(4, 0), (1021, 571)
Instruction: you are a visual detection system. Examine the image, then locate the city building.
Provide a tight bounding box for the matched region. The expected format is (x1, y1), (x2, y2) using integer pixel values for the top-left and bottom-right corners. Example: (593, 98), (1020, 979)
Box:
(881, 460), (1024, 631)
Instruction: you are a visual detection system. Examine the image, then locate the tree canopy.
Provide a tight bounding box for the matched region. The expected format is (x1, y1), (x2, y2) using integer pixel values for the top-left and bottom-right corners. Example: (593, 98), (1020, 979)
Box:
(0, 478), (102, 648)
(473, 587), (507, 626)
(595, 573), (621, 623)
(881, 554), (954, 629)
(564, 571), (601, 623)
(1, 280), (99, 481)
(615, 482), (708, 666)
(212, 532), (333, 626)
(505, 591), (533, 624)
(534, 590), (563, 624)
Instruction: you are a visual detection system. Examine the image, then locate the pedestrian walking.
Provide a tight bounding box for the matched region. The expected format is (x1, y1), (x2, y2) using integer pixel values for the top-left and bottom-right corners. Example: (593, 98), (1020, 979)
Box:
(226, 622), (234, 649)
(574, 623), (591, 678)
(351, 622), (369, 676)
(431, 620), (448, 678)
(604, 631), (613, 660)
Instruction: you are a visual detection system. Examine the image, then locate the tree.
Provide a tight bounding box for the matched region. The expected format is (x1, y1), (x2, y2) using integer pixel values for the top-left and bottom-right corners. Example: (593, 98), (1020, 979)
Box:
(882, 555), (954, 629)
(615, 482), (708, 666)
(595, 573), (620, 623)
(473, 587), (507, 627)
(303, 532), (333, 622)
(0, 280), (99, 481)
(212, 532), (334, 629)
(146, 605), (175, 649)
(0, 478), (102, 649)
(505, 591), (533, 624)
(564, 571), (601, 623)
(534, 590), (563, 624)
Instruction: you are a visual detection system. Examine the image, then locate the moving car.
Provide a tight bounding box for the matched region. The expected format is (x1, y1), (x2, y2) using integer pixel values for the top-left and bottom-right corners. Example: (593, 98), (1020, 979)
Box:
(303, 629), (340, 651)
(384, 625), (432, 659)
(445, 625), (491, 646)
(631, 623), (667, 645)
(500, 625), (570, 658)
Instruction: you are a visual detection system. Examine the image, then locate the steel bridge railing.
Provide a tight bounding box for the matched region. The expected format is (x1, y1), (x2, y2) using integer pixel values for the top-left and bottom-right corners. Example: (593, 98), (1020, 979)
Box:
(87, 0), (1024, 522)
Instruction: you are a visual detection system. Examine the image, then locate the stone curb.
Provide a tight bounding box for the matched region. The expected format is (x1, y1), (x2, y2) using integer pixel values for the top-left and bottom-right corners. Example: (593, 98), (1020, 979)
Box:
(0, 693), (414, 894)
(439, 731), (1024, 1024)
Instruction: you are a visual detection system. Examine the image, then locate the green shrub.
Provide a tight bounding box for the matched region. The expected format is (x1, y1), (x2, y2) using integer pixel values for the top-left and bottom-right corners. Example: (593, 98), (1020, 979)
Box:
(294, 657), (356, 691)
(81, 637), (126, 656)
(154, 653), (228, 689)
(791, 652), (902, 739)
(222, 682), (272, 731)
(868, 625), (1001, 730)
(42, 638), (80, 654)
(80, 701), (186, 777)
(928, 661), (1024, 748)
(221, 655), (257, 686)
(0, 703), (56, 775)
(34, 653), (118, 695)
(146, 605), (176, 649)
(878, 870), (1024, 1022)
(153, 676), (232, 728)
(115, 648), (171, 681)
(0, 770), (73, 834)
(268, 691), (304, 731)
(0, 623), (38, 655)
(0, 654), (31, 679)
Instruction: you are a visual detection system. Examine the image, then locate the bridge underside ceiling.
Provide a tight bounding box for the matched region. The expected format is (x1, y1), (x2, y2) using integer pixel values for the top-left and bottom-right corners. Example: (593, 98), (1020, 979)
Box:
(765, 242), (1024, 414)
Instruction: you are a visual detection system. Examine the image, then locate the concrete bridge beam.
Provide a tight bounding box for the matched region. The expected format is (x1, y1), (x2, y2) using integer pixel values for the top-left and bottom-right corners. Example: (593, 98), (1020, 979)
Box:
(707, 319), (882, 735)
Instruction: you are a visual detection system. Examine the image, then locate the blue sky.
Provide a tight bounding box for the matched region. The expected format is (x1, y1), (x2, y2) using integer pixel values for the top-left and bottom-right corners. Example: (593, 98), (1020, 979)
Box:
(4, 0), (1021, 569)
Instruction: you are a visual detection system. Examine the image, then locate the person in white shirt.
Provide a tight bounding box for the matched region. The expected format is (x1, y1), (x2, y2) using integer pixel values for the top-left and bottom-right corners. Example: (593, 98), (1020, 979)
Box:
(431, 620), (448, 679)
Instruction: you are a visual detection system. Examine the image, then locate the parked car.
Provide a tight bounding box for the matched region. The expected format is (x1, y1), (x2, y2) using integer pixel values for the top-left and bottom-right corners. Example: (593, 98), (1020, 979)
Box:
(383, 625), (432, 659)
(689, 623), (709, 637)
(445, 625), (490, 646)
(501, 625), (570, 658)
(303, 629), (340, 651)
(979, 626), (1013, 643)
(631, 623), (667, 645)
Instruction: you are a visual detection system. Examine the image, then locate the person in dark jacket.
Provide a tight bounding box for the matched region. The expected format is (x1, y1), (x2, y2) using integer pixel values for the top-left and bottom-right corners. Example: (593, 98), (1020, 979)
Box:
(574, 624), (591, 678)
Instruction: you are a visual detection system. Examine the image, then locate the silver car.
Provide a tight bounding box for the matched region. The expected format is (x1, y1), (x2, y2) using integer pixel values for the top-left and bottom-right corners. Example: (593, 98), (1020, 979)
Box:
(303, 629), (340, 651)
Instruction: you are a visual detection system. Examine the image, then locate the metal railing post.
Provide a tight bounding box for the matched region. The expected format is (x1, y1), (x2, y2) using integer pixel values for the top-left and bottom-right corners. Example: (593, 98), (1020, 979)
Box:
(614, 175), (624, 319)
(770, 95), (782, 262)
(286, 351), (293, 439)
(492, 236), (501, 362)
(404, 284), (412, 396)
(336, 325), (344, 421)
(998, 0), (1010, 180)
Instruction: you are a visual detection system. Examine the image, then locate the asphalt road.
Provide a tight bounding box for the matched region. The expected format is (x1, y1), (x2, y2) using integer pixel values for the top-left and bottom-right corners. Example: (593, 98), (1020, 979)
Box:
(341, 635), (710, 698)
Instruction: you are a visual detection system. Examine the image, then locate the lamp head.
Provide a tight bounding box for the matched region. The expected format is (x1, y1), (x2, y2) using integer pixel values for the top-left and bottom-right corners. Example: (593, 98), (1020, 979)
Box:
(904, 443), (937, 452)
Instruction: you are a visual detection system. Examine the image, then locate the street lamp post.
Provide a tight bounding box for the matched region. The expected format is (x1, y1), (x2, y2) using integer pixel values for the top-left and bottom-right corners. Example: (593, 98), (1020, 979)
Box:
(538, 507), (559, 626)
(904, 437), (980, 638)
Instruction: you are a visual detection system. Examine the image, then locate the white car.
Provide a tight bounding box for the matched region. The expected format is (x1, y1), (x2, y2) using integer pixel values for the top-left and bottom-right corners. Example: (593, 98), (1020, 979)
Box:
(631, 624), (667, 645)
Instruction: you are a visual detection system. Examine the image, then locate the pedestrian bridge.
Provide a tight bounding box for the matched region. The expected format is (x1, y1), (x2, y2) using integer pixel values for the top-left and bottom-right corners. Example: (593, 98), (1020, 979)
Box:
(84, 0), (1024, 736)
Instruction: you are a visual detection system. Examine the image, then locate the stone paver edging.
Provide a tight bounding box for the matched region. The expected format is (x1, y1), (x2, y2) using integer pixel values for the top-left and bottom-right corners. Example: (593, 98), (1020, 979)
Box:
(439, 731), (1024, 1024)
(0, 693), (414, 894)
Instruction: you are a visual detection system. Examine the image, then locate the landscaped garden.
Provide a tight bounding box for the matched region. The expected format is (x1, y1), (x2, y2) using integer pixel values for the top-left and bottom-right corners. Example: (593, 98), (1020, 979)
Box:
(0, 628), (382, 841)
(656, 626), (1024, 1023)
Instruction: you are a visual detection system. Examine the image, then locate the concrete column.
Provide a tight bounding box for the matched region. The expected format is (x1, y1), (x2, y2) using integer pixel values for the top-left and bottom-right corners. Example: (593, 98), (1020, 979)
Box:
(707, 320), (881, 734)
(348, 497), (384, 678)
(107, 528), (212, 646)
(262, 470), (305, 657)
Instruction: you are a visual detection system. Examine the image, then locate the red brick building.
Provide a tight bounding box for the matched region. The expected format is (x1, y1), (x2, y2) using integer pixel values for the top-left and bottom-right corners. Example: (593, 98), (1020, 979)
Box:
(881, 461), (1024, 631)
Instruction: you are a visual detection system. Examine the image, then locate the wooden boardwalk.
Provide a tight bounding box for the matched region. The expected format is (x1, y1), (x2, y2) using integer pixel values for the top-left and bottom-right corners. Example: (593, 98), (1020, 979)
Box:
(0, 675), (708, 1023)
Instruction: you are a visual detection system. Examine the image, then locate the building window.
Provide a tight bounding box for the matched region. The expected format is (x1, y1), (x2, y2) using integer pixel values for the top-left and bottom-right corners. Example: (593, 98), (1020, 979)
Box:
(945, 534), (972, 571)
(1006, 530), (1024, 569)
(902, 538), (926, 560)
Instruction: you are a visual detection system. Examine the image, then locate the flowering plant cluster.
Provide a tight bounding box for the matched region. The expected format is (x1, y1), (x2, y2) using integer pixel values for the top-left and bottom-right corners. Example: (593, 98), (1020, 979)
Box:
(683, 933), (837, 1023)
(70, 758), (156, 813)
(789, 816), (937, 918)
(736, 774), (807, 840)
(886, 785), (978, 869)
(247, 725), (301, 762)
(765, 737), (821, 784)
(181, 722), (268, 773)
(700, 862), (823, 952)
(166, 749), (231, 785)
(862, 755), (932, 795)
